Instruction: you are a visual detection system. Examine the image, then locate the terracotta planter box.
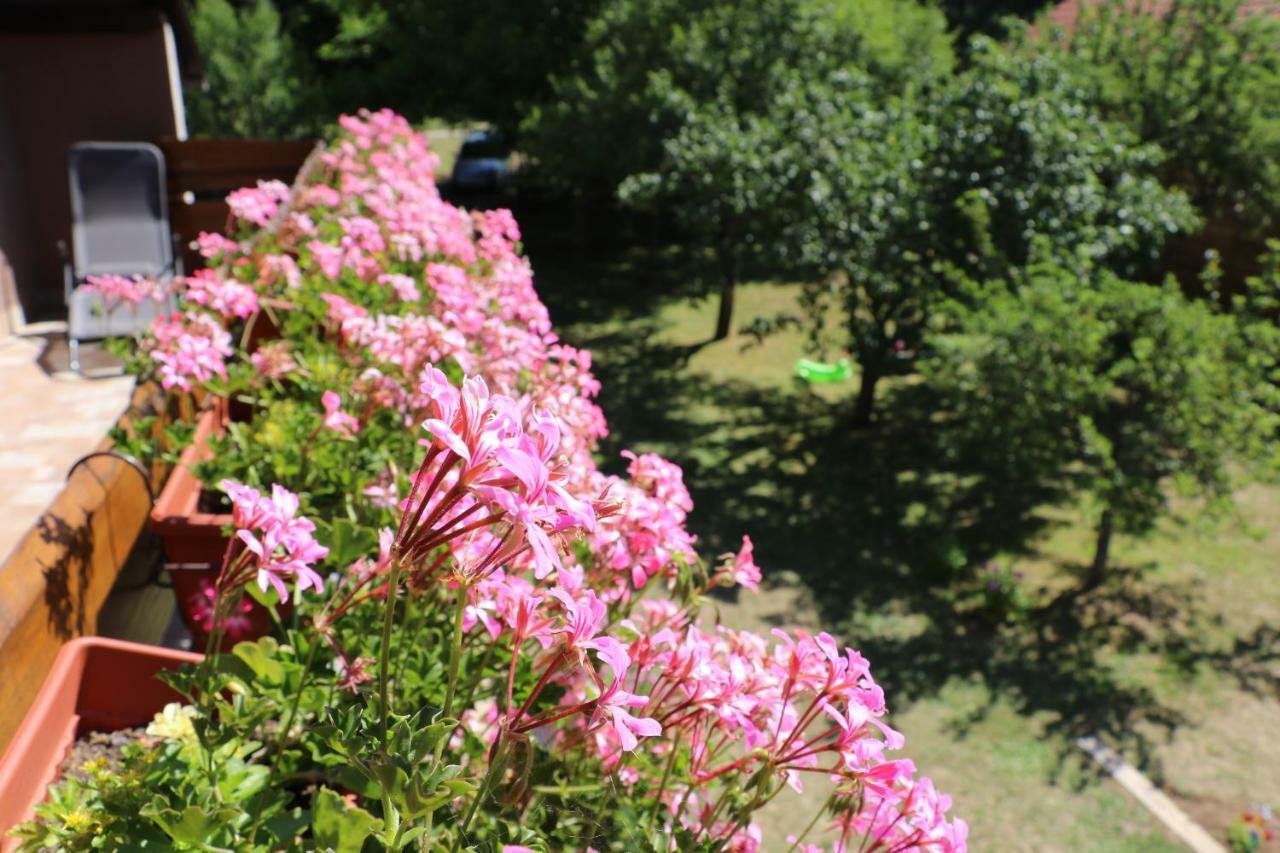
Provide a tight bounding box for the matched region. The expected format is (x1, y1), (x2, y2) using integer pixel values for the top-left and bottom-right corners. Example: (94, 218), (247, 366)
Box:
(150, 401), (230, 564)
(149, 402), (282, 650)
(0, 637), (201, 846)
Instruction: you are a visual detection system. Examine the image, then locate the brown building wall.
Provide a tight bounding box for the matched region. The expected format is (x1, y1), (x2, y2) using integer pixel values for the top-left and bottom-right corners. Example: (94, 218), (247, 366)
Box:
(0, 20), (178, 321)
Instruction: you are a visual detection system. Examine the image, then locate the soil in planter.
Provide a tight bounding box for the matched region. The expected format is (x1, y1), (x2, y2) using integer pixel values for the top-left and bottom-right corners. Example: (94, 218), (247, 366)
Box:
(197, 488), (232, 515)
(56, 726), (158, 782)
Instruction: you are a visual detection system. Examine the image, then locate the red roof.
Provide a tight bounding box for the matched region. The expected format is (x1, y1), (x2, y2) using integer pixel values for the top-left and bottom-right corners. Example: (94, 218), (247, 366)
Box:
(1040, 0), (1280, 35)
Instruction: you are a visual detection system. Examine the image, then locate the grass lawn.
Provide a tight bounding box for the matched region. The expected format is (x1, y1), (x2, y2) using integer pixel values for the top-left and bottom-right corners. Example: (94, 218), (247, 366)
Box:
(523, 222), (1280, 851)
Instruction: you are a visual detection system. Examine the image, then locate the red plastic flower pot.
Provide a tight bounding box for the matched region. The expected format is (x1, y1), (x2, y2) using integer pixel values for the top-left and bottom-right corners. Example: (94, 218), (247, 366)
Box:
(0, 637), (201, 846)
(149, 402), (286, 649)
(149, 402), (231, 565)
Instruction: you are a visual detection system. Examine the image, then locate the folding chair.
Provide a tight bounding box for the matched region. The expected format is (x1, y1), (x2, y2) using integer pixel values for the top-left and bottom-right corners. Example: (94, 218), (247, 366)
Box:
(59, 142), (182, 374)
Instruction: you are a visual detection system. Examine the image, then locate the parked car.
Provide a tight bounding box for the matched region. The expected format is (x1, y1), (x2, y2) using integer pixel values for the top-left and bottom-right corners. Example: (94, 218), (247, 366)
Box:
(451, 131), (510, 191)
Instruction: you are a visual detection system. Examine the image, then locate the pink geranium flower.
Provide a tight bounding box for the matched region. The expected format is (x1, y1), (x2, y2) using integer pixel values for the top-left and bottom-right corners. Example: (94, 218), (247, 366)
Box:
(321, 390), (361, 438)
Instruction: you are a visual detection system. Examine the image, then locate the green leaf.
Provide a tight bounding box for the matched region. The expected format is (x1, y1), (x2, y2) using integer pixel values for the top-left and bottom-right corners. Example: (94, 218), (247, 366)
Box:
(313, 787), (382, 853)
(141, 799), (236, 850)
(231, 636), (286, 684)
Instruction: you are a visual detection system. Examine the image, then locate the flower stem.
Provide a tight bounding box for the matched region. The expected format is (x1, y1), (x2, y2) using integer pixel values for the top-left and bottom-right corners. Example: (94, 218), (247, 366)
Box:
(378, 558), (403, 749)
(442, 583), (468, 720)
(454, 734), (506, 850)
(786, 792), (835, 853)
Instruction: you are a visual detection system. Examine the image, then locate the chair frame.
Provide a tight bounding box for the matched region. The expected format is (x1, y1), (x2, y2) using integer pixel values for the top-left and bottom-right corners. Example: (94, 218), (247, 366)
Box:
(60, 142), (183, 375)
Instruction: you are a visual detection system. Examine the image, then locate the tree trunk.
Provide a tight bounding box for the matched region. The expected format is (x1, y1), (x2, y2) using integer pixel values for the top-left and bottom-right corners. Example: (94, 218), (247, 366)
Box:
(714, 265), (737, 341)
(1085, 508), (1114, 590)
(851, 363), (882, 426)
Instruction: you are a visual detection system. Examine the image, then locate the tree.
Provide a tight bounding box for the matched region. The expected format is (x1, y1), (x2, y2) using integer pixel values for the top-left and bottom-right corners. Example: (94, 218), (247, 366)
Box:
(541, 0), (853, 339)
(927, 258), (1278, 588)
(524, 0), (954, 200)
(772, 72), (937, 424)
(619, 102), (791, 340)
(186, 0), (324, 139)
(273, 0), (604, 135)
(937, 0), (1053, 41)
(1039, 0), (1280, 237)
(926, 38), (1201, 286)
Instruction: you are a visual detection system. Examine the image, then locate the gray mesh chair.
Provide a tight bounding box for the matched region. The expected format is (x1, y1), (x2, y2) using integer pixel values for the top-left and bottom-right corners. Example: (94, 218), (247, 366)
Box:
(59, 142), (182, 374)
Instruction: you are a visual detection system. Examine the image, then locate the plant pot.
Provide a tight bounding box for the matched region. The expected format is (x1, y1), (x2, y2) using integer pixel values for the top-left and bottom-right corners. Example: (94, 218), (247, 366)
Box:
(149, 402), (285, 649)
(0, 637), (201, 846)
(150, 401), (230, 564)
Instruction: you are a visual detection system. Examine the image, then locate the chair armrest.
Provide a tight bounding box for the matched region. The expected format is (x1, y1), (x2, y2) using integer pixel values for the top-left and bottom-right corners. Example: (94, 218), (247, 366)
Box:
(171, 232), (185, 278)
(57, 240), (74, 303)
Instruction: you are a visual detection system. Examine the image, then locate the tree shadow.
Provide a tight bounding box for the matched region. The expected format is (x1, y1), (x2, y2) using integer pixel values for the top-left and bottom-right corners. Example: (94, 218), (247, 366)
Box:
(529, 224), (1280, 780)
(37, 511), (95, 640)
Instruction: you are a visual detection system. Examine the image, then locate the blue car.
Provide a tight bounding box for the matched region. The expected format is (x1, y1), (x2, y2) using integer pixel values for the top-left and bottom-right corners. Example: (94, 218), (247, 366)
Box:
(451, 131), (510, 191)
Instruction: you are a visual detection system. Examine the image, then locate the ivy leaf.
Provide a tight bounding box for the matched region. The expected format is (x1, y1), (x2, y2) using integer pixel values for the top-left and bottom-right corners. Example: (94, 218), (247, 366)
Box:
(320, 518), (378, 567)
(141, 799), (236, 850)
(313, 787), (382, 852)
(232, 636), (286, 684)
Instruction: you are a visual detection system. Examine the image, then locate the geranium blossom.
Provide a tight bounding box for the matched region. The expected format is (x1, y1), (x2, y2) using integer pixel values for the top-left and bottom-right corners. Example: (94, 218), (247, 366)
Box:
(227, 179), (290, 227)
(147, 311), (232, 391)
(220, 480), (330, 600)
(182, 269), (259, 319)
(82, 273), (165, 305)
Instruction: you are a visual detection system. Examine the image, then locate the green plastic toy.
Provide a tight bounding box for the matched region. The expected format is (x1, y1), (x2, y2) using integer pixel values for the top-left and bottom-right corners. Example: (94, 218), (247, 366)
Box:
(795, 358), (853, 383)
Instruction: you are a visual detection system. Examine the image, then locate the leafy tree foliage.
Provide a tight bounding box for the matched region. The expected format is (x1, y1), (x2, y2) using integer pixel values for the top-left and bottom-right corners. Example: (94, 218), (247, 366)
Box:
(1038, 0), (1280, 235)
(926, 39), (1201, 285)
(937, 0), (1053, 40)
(804, 0), (955, 94)
(619, 104), (792, 340)
(927, 258), (1278, 587)
(609, 0), (852, 340)
(771, 73), (936, 423)
(524, 0), (954, 199)
(273, 0), (603, 134)
(186, 0), (324, 139)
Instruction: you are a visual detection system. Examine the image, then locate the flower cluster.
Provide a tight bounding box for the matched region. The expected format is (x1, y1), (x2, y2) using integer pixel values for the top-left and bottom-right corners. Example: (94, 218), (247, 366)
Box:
(227, 179), (291, 228)
(105, 108), (968, 852)
(81, 273), (166, 306)
(146, 311), (232, 391)
(182, 269), (260, 320)
(220, 480), (329, 600)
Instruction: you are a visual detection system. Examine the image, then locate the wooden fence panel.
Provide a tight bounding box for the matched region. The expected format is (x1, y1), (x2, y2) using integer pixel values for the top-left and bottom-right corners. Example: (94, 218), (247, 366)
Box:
(155, 138), (317, 271)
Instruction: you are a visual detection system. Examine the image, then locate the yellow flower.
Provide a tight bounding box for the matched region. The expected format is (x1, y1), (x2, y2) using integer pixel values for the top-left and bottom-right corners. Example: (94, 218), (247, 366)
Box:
(145, 702), (197, 741)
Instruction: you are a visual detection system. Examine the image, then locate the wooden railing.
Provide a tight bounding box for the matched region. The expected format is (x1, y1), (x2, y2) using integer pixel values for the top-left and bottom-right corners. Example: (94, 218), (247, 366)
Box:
(156, 138), (318, 271)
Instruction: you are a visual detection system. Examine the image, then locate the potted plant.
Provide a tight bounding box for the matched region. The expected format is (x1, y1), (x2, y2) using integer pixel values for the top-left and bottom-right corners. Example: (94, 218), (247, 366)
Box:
(9, 111), (966, 852)
(0, 637), (200, 844)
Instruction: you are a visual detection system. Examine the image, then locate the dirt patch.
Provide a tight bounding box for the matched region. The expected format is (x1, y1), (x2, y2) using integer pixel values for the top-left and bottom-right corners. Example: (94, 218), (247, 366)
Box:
(58, 726), (154, 782)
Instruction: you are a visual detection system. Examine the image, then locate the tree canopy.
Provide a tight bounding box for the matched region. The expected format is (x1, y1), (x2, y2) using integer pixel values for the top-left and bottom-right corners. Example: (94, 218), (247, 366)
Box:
(927, 258), (1278, 586)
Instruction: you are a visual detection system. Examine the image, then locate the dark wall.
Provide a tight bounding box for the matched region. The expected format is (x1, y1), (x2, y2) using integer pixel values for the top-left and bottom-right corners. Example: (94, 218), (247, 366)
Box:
(0, 21), (179, 321)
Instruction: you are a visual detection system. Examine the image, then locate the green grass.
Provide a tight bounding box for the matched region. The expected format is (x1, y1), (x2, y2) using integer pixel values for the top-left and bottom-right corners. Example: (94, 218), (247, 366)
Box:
(521, 222), (1280, 850)
(423, 127), (472, 179)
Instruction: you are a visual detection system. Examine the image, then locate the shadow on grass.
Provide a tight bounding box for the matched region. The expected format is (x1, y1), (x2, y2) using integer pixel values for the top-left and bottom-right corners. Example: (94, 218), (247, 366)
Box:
(526, 217), (1280, 780)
